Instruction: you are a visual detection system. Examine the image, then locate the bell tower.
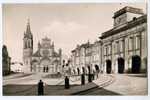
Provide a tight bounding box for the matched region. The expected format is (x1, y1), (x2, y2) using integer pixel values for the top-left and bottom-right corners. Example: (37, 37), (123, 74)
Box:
(23, 19), (33, 72)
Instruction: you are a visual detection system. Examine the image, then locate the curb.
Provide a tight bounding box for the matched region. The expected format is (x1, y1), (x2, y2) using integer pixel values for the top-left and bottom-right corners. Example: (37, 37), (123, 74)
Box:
(71, 85), (99, 95)
(70, 75), (115, 95)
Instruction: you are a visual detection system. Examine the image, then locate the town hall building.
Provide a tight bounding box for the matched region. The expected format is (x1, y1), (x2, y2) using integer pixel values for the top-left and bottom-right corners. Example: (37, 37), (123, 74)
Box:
(100, 6), (147, 74)
(23, 20), (62, 73)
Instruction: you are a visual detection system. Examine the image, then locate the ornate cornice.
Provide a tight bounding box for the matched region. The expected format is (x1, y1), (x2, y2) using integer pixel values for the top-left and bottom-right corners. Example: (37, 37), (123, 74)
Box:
(100, 15), (147, 39)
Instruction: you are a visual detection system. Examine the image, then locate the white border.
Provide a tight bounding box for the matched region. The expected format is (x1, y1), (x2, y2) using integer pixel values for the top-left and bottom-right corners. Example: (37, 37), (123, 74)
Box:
(0, 0), (149, 100)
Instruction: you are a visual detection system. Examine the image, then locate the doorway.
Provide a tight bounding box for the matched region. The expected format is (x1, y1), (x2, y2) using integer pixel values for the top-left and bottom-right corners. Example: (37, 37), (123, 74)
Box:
(132, 55), (141, 73)
(118, 57), (125, 73)
(106, 60), (112, 74)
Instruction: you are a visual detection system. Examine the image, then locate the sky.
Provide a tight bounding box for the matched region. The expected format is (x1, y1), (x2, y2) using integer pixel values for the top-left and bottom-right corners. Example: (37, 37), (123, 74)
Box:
(3, 3), (146, 62)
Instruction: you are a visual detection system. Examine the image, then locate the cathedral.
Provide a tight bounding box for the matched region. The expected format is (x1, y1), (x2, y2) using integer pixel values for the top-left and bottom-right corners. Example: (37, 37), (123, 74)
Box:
(23, 19), (62, 74)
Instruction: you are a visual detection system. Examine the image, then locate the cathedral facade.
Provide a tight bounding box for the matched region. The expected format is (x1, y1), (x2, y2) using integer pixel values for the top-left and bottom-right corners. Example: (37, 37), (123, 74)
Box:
(23, 20), (62, 73)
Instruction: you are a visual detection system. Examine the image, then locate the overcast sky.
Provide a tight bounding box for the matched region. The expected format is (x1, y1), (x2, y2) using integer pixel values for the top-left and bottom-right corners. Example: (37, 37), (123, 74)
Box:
(3, 3), (146, 62)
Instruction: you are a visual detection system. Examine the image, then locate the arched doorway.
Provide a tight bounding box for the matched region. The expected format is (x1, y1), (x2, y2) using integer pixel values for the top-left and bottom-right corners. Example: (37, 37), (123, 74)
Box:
(118, 57), (125, 73)
(106, 60), (112, 74)
(95, 64), (100, 73)
(77, 68), (80, 75)
(43, 67), (45, 72)
(46, 66), (49, 72)
(132, 55), (141, 73)
(40, 57), (50, 73)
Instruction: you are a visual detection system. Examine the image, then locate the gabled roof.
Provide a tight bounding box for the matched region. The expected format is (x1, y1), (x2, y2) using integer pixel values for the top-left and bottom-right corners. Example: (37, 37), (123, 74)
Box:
(32, 50), (41, 57)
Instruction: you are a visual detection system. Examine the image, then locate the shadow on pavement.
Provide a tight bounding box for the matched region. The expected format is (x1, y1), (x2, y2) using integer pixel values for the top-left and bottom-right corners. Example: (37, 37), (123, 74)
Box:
(126, 74), (147, 77)
(3, 84), (80, 96)
(3, 79), (119, 96)
(73, 87), (121, 95)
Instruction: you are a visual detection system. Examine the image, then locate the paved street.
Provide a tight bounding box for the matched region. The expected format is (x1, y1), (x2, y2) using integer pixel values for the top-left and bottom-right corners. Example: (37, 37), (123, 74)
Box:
(104, 74), (147, 95)
(3, 73), (113, 95)
(76, 74), (147, 95)
(3, 73), (147, 95)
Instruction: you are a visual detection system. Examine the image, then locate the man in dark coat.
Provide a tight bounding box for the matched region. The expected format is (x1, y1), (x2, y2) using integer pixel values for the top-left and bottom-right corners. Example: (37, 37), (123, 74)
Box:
(38, 80), (44, 95)
(88, 74), (92, 82)
(81, 74), (85, 85)
(65, 76), (70, 89)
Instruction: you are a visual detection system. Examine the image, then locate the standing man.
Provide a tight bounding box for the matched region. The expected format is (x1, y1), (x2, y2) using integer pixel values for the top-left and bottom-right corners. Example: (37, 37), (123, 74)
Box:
(81, 74), (85, 85)
(38, 80), (44, 95)
(65, 76), (70, 89)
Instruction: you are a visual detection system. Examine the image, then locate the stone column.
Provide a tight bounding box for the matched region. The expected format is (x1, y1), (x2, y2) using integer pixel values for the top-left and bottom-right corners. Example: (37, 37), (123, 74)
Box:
(124, 37), (128, 72)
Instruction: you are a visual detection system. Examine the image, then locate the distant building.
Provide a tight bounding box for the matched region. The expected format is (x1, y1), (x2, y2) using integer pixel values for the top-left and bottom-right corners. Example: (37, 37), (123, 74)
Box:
(2, 45), (11, 75)
(71, 40), (102, 75)
(71, 6), (147, 74)
(23, 19), (62, 73)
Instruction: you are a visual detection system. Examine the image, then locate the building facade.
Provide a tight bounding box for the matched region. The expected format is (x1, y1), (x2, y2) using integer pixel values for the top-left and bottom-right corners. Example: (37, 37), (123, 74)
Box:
(100, 6), (147, 74)
(71, 41), (102, 75)
(23, 20), (62, 73)
(70, 6), (147, 74)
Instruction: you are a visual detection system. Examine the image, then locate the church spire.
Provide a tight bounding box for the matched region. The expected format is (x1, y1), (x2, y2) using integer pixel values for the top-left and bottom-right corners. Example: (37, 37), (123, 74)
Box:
(26, 18), (31, 34)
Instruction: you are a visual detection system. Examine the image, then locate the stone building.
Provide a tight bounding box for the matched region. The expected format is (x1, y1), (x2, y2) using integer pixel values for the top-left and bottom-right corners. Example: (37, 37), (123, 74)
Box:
(91, 41), (102, 72)
(100, 6), (147, 74)
(71, 40), (102, 75)
(23, 20), (62, 73)
(70, 6), (147, 74)
(2, 45), (11, 75)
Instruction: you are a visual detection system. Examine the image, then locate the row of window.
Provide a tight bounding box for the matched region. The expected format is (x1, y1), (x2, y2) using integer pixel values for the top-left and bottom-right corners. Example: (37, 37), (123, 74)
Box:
(104, 35), (141, 55)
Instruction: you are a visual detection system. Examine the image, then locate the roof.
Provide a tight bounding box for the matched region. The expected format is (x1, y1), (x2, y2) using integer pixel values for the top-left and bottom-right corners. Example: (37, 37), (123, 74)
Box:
(71, 42), (93, 53)
(32, 50), (41, 57)
(31, 59), (38, 63)
(53, 52), (60, 57)
(42, 36), (51, 41)
(113, 6), (144, 18)
(100, 15), (147, 39)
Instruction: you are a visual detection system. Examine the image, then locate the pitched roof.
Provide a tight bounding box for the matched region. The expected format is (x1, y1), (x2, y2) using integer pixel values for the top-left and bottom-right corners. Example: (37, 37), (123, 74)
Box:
(32, 50), (41, 57)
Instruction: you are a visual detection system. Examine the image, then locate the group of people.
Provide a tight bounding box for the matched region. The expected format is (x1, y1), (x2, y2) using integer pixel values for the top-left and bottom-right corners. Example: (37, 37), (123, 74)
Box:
(37, 71), (99, 95)
(37, 76), (70, 95)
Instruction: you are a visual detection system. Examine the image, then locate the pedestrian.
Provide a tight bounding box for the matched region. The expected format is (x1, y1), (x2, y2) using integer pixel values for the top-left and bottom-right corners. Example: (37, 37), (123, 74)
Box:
(38, 80), (44, 95)
(65, 76), (70, 89)
(88, 74), (92, 82)
(81, 74), (85, 85)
